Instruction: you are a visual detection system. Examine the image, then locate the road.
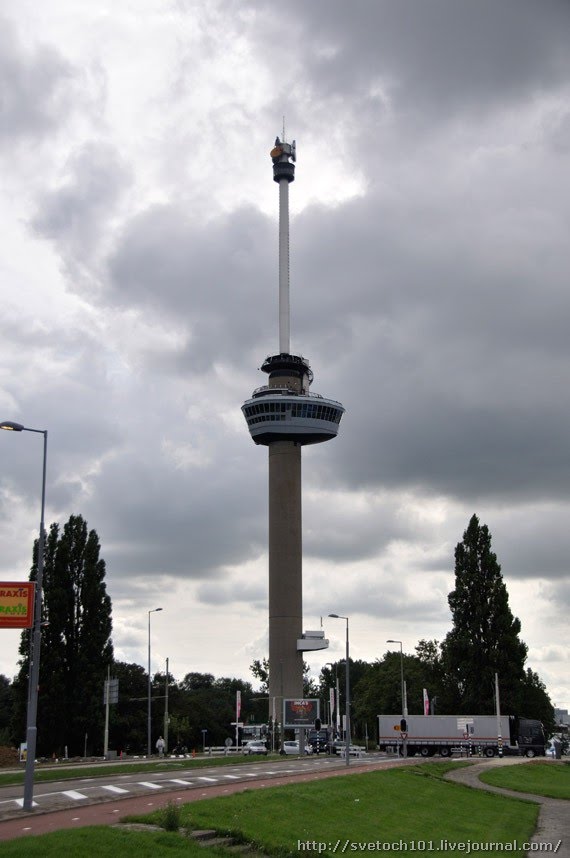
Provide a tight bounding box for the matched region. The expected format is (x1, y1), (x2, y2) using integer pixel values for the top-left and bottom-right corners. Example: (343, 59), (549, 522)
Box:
(0, 752), (393, 825)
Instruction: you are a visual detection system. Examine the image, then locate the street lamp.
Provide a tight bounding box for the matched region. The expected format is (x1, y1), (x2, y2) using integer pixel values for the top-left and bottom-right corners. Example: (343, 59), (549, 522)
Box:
(325, 661), (340, 741)
(148, 607), (163, 757)
(328, 614), (350, 767)
(1, 420), (48, 811)
(387, 639), (407, 757)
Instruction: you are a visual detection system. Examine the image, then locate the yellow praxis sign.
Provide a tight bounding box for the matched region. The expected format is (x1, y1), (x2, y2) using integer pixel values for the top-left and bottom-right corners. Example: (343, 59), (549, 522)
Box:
(0, 582), (35, 628)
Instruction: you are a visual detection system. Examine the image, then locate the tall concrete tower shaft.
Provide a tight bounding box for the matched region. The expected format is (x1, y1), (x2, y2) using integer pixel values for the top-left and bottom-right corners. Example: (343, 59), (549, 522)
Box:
(242, 135), (344, 720)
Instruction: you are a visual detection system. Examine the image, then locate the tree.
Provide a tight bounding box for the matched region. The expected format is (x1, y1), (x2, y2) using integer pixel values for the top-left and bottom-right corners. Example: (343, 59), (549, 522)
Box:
(352, 649), (441, 734)
(12, 515), (113, 756)
(0, 675), (14, 745)
(173, 672), (259, 749)
(441, 514), (527, 714)
(320, 659), (372, 739)
(250, 657), (318, 698)
(519, 669), (555, 735)
(108, 661), (148, 754)
(249, 659), (268, 693)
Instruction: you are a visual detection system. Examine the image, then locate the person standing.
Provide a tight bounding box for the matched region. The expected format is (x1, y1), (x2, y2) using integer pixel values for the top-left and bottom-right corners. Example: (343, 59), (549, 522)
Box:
(156, 735), (165, 757)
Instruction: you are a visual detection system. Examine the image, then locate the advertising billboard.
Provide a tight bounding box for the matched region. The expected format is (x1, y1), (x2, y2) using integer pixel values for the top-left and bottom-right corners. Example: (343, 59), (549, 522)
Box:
(283, 698), (320, 728)
(0, 582), (35, 629)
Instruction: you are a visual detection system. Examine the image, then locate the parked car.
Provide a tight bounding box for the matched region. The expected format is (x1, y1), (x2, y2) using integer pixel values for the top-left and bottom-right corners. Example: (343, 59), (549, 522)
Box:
(242, 740), (268, 755)
(282, 741), (313, 755)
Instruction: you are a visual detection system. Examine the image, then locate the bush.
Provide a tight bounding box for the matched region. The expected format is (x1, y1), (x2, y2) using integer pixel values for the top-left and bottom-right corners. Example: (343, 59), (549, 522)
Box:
(158, 800), (182, 832)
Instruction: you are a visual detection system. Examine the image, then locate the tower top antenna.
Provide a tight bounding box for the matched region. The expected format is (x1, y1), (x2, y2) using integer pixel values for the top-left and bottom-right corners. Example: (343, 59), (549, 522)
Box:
(282, 115), (286, 142)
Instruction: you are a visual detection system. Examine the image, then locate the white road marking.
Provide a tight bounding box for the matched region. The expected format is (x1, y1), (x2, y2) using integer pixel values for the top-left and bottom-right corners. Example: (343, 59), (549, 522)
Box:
(197, 776), (218, 782)
(169, 779), (194, 785)
(138, 781), (163, 789)
(101, 784), (129, 794)
(63, 790), (88, 801)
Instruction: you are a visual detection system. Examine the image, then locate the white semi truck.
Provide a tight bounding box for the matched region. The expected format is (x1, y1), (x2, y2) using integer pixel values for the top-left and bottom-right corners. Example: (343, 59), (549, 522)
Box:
(377, 714), (546, 758)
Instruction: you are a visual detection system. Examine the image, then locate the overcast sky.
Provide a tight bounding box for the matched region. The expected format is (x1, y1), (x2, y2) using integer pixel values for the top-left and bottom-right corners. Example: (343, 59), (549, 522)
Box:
(1, 0), (568, 714)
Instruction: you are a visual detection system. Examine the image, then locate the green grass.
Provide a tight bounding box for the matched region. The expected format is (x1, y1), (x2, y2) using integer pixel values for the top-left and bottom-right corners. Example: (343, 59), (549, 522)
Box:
(0, 763), (540, 857)
(0, 825), (228, 857)
(0, 752), (281, 787)
(480, 761), (570, 799)
(129, 762), (538, 856)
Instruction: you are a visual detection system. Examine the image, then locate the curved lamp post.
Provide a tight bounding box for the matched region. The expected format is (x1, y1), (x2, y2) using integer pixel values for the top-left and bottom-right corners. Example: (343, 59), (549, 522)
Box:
(148, 607), (163, 756)
(1, 420), (48, 811)
(328, 614), (350, 766)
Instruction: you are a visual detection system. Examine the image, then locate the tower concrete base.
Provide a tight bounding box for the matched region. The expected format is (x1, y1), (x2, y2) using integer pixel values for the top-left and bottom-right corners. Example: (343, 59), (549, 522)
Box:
(268, 440), (303, 717)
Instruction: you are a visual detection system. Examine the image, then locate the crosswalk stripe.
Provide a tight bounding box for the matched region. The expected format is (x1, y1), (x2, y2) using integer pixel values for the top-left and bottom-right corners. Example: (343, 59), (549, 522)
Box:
(63, 790), (88, 800)
(169, 779), (194, 785)
(102, 784), (129, 794)
(198, 776), (218, 782)
(223, 774), (240, 779)
(14, 798), (38, 808)
(138, 781), (163, 789)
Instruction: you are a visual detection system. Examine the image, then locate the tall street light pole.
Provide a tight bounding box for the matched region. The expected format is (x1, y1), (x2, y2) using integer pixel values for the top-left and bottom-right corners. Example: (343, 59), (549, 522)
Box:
(329, 614), (350, 767)
(387, 639), (407, 757)
(148, 607), (163, 757)
(325, 661), (340, 741)
(1, 420), (48, 811)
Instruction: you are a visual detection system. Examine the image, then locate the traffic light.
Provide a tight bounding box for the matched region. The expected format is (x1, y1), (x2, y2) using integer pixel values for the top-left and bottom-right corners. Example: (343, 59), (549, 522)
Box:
(314, 718), (321, 731)
(400, 718), (407, 732)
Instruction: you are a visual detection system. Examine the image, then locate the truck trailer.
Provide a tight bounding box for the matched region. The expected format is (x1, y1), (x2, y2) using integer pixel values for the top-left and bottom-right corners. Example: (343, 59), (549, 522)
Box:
(377, 714), (545, 758)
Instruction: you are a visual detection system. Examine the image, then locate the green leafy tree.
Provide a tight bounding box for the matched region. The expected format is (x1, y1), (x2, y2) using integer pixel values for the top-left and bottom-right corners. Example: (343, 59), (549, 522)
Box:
(0, 675), (14, 745)
(352, 649), (441, 735)
(108, 661), (148, 754)
(174, 672), (257, 749)
(441, 514), (527, 714)
(250, 657), (316, 697)
(320, 659), (372, 739)
(249, 659), (268, 693)
(12, 515), (113, 756)
(519, 669), (555, 735)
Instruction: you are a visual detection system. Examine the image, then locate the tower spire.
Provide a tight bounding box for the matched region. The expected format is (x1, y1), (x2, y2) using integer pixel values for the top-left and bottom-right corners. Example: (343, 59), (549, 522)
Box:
(270, 135), (296, 354)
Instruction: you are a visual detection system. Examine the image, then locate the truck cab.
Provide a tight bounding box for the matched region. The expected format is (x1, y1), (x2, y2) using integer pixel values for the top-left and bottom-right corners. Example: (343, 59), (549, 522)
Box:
(516, 718), (546, 757)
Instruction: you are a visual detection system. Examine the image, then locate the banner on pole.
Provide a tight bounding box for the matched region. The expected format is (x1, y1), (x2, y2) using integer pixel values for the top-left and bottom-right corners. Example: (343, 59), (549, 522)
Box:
(0, 582), (35, 628)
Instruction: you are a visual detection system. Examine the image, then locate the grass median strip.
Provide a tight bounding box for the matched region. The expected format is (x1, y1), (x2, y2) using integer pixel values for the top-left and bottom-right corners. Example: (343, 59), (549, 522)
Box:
(479, 760), (570, 799)
(0, 753), (282, 788)
(126, 762), (538, 857)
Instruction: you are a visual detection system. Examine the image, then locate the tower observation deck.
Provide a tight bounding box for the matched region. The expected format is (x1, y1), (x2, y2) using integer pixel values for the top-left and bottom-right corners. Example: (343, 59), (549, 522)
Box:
(242, 137), (345, 446)
(242, 134), (344, 719)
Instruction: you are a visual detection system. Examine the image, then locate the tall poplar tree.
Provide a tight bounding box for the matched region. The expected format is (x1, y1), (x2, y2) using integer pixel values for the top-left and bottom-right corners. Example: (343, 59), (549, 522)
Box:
(12, 515), (113, 756)
(441, 514), (527, 714)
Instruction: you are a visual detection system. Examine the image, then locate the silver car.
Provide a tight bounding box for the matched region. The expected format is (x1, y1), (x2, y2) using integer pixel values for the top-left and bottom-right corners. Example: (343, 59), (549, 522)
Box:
(283, 740), (313, 755)
(242, 740), (268, 755)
